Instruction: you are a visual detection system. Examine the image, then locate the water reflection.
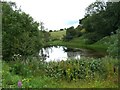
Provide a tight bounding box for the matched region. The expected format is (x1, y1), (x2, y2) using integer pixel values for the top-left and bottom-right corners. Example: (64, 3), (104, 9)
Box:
(67, 51), (81, 60)
(39, 46), (68, 62)
(39, 46), (105, 62)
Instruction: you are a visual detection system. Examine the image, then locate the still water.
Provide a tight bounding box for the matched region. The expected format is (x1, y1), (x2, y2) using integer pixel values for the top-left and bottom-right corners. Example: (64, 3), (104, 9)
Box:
(39, 46), (105, 62)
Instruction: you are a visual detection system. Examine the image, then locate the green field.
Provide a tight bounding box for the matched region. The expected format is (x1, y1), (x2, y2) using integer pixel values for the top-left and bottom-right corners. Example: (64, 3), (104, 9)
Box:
(50, 30), (66, 40)
(48, 34), (110, 52)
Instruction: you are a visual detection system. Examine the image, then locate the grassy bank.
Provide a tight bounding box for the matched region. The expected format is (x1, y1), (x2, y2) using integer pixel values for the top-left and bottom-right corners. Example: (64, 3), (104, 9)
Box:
(47, 37), (108, 53)
(0, 60), (2, 89)
(50, 30), (66, 40)
(48, 30), (117, 53)
(2, 56), (118, 88)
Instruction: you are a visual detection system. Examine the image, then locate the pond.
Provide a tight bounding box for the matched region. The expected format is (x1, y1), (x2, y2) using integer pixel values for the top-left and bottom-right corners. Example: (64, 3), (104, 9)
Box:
(39, 46), (106, 62)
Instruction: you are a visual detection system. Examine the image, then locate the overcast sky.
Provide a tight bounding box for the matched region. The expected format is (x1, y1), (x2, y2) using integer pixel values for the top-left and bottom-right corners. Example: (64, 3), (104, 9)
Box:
(4, 0), (103, 30)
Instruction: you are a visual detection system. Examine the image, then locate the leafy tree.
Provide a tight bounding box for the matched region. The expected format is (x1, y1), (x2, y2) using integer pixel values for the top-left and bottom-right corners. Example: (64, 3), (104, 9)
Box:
(64, 26), (75, 41)
(60, 29), (63, 31)
(2, 2), (43, 61)
(66, 26), (76, 37)
(81, 15), (94, 33)
(105, 2), (120, 33)
(63, 34), (73, 41)
(81, 1), (120, 43)
(75, 25), (83, 37)
(85, 1), (106, 16)
(49, 30), (52, 32)
(42, 31), (51, 42)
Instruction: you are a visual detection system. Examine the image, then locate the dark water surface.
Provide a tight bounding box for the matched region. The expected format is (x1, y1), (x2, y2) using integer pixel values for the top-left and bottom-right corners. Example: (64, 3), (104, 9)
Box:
(39, 46), (105, 62)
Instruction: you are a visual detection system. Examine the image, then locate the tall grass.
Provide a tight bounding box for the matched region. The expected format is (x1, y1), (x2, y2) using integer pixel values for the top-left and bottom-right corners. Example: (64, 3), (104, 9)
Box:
(44, 56), (118, 81)
(2, 56), (118, 88)
(0, 60), (2, 89)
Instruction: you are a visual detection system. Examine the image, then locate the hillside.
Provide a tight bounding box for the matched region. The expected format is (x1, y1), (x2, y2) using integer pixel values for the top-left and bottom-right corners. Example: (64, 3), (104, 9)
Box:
(50, 30), (66, 40)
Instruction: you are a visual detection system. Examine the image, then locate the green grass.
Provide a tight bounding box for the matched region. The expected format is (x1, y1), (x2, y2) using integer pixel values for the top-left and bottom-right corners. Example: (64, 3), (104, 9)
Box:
(58, 79), (118, 88)
(2, 56), (118, 88)
(48, 32), (115, 53)
(48, 36), (109, 52)
(0, 60), (2, 89)
(50, 30), (66, 40)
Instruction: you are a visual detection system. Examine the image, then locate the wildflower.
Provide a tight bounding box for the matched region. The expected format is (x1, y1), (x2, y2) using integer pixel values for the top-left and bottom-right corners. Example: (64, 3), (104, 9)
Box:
(22, 78), (26, 82)
(68, 68), (70, 71)
(18, 80), (22, 88)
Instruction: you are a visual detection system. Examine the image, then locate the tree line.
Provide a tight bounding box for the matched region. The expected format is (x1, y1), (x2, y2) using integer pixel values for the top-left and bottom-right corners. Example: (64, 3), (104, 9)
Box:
(2, 1), (49, 61)
(64, 2), (120, 43)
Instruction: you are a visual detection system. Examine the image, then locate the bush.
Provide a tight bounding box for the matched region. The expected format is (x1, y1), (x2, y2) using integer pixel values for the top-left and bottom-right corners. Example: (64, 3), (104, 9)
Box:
(49, 30), (53, 32)
(107, 29), (120, 58)
(44, 57), (109, 81)
(63, 34), (73, 41)
(8, 57), (45, 77)
(83, 32), (103, 44)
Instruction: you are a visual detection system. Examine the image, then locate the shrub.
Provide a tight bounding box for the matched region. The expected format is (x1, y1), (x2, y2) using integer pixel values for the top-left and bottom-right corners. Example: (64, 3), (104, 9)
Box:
(63, 34), (73, 41)
(83, 32), (103, 44)
(44, 58), (109, 81)
(107, 29), (120, 58)
(8, 57), (45, 77)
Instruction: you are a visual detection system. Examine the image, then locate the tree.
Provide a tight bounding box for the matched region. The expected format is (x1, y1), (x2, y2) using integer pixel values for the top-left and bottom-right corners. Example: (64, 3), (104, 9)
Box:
(85, 1), (106, 16)
(42, 31), (51, 42)
(60, 29), (63, 31)
(105, 2), (120, 33)
(66, 26), (76, 37)
(75, 25), (83, 37)
(63, 26), (77, 41)
(2, 2), (43, 61)
(40, 22), (44, 31)
(49, 30), (53, 32)
(81, 1), (120, 43)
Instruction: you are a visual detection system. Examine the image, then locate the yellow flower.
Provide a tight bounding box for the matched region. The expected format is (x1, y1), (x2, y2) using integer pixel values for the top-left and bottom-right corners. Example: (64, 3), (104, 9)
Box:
(27, 78), (31, 82)
(68, 68), (70, 71)
(22, 79), (26, 82)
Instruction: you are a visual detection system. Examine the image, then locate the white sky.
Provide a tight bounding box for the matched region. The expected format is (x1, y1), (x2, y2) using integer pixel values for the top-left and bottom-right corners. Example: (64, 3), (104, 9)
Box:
(4, 0), (99, 30)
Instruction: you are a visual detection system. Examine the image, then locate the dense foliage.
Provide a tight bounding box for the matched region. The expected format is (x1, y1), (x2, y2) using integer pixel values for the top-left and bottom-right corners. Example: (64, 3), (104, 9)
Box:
(107, 28), (120, 58)
(63, 26), (83, 41)
(2, 2), (43, 61)
(81, 2), (120, 43)
(44, 58), (107, 81)
(63, 2), (120, 44)
(2, 56), (118, 88)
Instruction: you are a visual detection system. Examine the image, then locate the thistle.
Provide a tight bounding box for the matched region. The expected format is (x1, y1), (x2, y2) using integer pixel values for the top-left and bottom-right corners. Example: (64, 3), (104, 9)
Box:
(18, 80), (22, 88)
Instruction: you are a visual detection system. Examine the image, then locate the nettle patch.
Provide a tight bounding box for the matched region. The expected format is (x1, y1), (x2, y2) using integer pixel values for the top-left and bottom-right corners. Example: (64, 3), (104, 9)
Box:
(44, 58), (109, 81)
